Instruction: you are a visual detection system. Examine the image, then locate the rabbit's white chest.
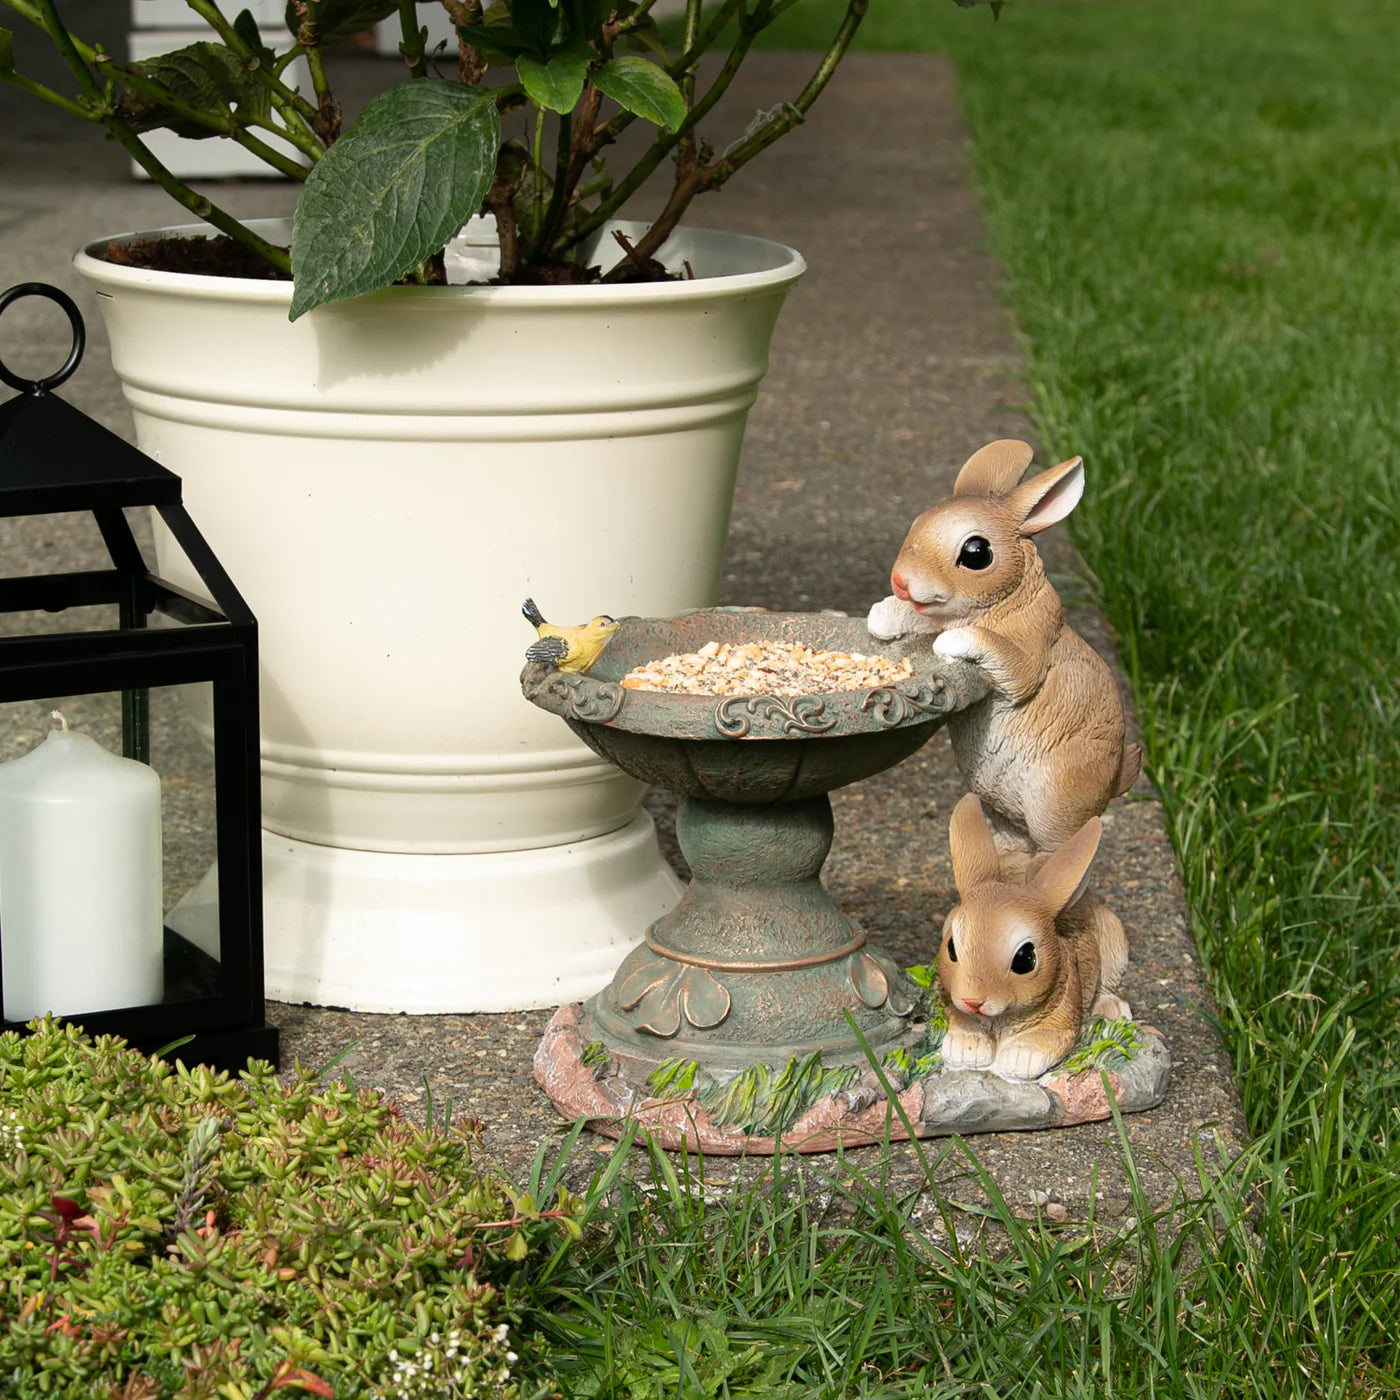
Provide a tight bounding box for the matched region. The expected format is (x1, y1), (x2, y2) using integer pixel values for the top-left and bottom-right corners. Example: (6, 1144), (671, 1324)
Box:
(948, 697), (1029, 824)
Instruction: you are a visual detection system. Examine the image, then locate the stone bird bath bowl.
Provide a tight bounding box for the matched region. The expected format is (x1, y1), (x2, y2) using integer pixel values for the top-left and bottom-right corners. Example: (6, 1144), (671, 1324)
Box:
(523, 608), (1170, 1154)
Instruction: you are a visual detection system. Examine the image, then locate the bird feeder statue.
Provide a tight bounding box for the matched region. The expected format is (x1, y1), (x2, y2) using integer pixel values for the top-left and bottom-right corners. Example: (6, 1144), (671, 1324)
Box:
(0, 282), (276, 1071)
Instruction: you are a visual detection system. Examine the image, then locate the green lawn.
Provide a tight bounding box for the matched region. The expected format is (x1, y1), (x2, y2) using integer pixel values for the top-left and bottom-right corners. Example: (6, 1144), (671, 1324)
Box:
(530, 2), (1400, 1395)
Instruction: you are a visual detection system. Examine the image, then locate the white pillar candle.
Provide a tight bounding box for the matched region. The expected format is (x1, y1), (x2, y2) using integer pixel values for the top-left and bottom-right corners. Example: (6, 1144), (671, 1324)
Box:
(0, 714), (164, 1023)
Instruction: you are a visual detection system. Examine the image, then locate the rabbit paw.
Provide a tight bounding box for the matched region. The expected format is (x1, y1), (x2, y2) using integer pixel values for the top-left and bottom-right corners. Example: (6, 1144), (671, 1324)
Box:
(993, 1040), (1055, 1081)
(933, 627), (982, 663)
(867, 595), (921, 640)
(1091, 992), (1132, 1021)
(942, 1025), (996, 1071)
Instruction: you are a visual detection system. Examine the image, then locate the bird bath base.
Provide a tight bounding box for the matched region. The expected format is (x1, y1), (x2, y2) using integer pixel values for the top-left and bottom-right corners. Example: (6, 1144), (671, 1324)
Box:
(524, 610), (1170, 1154)
(535, 1001), (1172, 1155)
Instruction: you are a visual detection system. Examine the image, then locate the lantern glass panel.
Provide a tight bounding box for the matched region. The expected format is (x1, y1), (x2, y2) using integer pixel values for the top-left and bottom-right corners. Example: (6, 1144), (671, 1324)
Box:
(0, 681), (237, 1028)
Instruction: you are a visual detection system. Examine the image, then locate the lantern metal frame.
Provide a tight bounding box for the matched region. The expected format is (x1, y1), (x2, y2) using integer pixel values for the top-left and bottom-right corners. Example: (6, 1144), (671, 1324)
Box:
(0, 282), (277, 1072)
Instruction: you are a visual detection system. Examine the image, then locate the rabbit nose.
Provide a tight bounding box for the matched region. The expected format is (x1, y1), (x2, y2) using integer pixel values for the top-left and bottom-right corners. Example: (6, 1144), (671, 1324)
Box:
(891, 571), (911, 600)
(960, 997), (985, 1016)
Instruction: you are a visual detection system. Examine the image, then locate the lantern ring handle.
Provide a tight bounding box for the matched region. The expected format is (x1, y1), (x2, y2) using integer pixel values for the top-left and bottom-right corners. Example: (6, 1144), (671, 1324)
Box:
(0, 283), (86, 395)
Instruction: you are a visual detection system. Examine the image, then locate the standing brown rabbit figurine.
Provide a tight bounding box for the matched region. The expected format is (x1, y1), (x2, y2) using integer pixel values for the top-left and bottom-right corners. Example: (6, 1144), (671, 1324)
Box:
(938, 794), (1131, 1081)
(868, 439), (1142, 863)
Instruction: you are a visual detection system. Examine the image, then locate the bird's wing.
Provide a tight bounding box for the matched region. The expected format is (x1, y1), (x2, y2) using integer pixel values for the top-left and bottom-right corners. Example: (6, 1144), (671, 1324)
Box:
(526, 636), (569, 666)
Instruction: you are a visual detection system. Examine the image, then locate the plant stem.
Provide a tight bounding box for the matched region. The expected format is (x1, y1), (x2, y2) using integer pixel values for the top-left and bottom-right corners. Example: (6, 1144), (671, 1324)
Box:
(180, 0), (321, 134)
(8, 0), (324, 160)
(587, 0), (744, 156)
(666, 0), (747, 86)
(531, 102), (546, 232)
(442, 0), (486, 84)
(0, 67), (96, 119)
(680, 0), (702, 107)
(30, 0), (290, 271)
(226, 127), (313, 180)
(602, 0), (870, 269)
(535, 107), (575, 256)
(28, 0), (101, 102)
(610, 0), (658, 35)
(108, 124), (295, 272)
(88, 52), (313, 175)
(715, 0), (867, 178)
(397, 0), (428, 78)
(566, 0), (763, 251)
(298, 0), (340, 141)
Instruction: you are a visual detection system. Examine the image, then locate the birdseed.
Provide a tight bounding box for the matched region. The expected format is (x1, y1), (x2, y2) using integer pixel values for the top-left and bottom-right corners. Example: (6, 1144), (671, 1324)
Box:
(620, 639), (915, 697)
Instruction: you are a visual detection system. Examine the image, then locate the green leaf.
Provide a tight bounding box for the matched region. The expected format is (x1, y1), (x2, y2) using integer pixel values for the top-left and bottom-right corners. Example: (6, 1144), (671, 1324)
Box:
(0, 27), (14, 73)
(117, 41), (268, 137)
(613, 0), (667, 59)
(516, 43), (590, 114)
(232, 7), (264, 50)
(283, 0), (399, 48)
(455, 26), (531, 63)
(904, 963), (936, 989)
(505, 1228), (528, 1261)
(592, 54), (685, 131)
(621, 19), (668, 62)
(289, 81), (500, 320)
(508, 0), (562, 49)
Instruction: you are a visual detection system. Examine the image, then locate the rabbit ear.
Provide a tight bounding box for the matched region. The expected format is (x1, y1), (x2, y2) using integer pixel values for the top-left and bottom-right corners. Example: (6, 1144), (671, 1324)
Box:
(949, 794), (1001, 896)
(953, 439), (1035, 498)
(1031, 817), (1102, 914)
(1008, 455), (1085, 535)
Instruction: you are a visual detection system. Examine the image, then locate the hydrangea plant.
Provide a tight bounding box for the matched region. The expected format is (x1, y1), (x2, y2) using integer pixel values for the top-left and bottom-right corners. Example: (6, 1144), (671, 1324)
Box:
(0, 0), (997, 315)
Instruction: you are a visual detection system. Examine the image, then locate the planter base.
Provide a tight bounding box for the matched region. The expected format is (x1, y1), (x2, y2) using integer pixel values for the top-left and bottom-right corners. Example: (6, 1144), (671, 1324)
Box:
(169, 814), (682, 1012)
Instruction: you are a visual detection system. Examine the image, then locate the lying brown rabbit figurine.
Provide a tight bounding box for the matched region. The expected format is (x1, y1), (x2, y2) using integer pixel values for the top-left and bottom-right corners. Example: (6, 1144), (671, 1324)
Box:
(868, 439), (1141, 863)
(938, 794), (1131, 1081)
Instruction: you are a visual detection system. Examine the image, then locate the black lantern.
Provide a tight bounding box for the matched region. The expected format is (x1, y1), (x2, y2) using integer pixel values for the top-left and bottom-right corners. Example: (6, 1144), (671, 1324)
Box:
(0, 283), (277, 1072)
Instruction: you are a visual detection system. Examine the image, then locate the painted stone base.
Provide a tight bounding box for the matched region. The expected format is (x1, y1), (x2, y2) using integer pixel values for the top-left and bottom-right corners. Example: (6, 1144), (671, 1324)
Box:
(535, 1002), (1172, 1155)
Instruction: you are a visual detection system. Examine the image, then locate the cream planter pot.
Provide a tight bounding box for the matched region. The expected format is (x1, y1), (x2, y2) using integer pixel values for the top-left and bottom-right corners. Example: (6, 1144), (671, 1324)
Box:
(74, 219), (804, 1013)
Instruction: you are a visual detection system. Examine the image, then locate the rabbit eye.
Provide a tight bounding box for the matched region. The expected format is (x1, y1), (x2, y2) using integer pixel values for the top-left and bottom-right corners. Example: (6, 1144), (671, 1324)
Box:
(1011, 941), (1037, 975)
(957, 536), (993, 570)
(946, 933), (958, 964)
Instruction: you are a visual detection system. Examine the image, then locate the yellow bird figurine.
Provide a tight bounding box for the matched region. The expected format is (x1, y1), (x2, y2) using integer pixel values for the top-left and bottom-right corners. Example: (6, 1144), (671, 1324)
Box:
(522, 597), (619, 673)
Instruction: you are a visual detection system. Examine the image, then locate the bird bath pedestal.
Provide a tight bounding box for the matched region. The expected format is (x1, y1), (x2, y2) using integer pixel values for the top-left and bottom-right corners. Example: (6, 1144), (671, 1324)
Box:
(524, 610), (1171, 1155)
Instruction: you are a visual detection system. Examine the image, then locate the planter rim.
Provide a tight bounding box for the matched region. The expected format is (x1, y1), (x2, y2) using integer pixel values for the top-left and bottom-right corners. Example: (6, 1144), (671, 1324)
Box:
(74, 218), (806, 310)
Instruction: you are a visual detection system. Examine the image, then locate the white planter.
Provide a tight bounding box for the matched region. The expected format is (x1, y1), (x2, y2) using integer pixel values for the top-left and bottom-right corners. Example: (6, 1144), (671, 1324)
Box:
(74, 218), (804, 1013)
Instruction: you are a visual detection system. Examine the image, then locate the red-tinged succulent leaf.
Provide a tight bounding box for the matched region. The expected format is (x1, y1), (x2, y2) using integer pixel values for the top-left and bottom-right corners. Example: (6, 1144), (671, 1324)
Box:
(267, 1360), (335, 1396)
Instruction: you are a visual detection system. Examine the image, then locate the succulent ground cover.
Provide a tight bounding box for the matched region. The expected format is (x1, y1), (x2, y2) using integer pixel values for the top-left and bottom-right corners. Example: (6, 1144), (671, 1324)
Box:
(0, 1019), (580, 1399)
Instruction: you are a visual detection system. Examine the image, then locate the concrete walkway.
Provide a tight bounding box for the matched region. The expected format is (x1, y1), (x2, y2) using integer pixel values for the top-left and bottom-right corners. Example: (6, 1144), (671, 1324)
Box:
(0, 41), (1243, 1223)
